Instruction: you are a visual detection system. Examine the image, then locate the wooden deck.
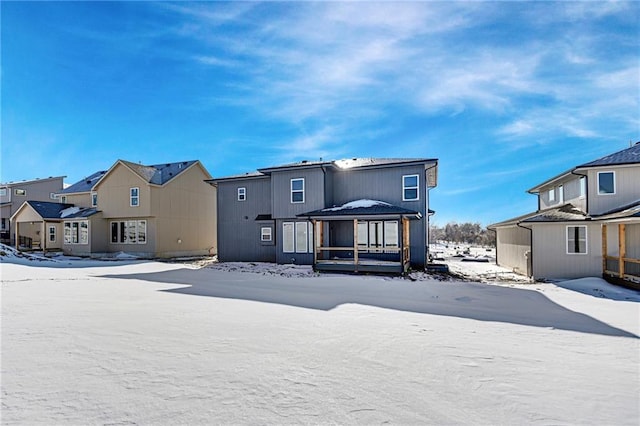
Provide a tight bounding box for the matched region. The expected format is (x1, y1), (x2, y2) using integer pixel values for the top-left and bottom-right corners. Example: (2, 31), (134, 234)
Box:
(314, 259), (405, 274)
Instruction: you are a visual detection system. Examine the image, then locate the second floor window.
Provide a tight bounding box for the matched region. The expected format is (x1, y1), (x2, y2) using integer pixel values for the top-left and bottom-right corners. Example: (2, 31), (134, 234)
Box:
(291, 178), (304, 203)
(403, 175), (419, 201)
(579, 176), (586, 198)
(15, 189), (26, 196)
(597, 171), (615, 195)
(558, 185), (564, 203)
(548, 188), (555, 203)
(238, 187), (246, 201)
(91, 192), (98, 207)
(130, 187), (139, 206)
(0, 188), (6, 196)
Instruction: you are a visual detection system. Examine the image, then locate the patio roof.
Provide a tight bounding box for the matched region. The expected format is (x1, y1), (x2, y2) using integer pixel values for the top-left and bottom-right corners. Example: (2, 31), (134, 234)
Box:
(297, 199), (422, 220)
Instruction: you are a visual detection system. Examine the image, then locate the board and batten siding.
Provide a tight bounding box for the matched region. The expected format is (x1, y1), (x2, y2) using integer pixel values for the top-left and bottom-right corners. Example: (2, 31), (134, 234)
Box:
(586, 165), (640, 215)
(495, 225), (531, 276)
(216, 177), (275, 262)
(270, 168), (326, 219)
(537, 175), (587, 212)
(530, 222), (602, 279)
(331, 164), (430, 266)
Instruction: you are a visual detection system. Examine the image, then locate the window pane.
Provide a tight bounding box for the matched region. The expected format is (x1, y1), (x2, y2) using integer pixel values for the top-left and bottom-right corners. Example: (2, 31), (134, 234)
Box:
(80, 222), (88, 244)
(598, 172), (614, 194)
(369, 221), (382, 251)
(64, 223), (71, 243)
(291, 179), (304, 191)
(283, 222), (294, 253)
(295, 222), (307, 253)
(404, 188), (418, 200)
(357, 222), (368, 248)
(127, 220), (137, 244)
(384, 221), (398, 248)
(404, 175), (418, 187)
(580, 177), (586, 197)
(72, 222), (79, 243)
(111, 222), (119, 243)
(138, 221), (146, 243)
(119, 221), (126, 243)
(292, 191), (304, 203)
(49, 226), (56, 242)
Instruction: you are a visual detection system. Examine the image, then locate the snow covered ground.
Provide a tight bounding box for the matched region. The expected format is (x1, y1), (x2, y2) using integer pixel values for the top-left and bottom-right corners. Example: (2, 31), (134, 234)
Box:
(1, 246), (639, 424)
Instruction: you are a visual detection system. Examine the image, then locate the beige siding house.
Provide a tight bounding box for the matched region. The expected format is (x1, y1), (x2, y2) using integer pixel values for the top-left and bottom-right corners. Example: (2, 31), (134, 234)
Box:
(11, 160), (217, 258)
(489, 142), (640, 284)
(1, 176), (65, 246)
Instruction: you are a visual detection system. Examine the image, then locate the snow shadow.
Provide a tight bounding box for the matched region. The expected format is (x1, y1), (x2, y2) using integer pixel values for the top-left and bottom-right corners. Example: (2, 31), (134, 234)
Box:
(101, 267), (638, 339)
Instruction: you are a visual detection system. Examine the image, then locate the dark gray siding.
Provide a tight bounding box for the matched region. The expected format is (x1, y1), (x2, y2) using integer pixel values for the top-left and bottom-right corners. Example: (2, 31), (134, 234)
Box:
(271, 168), (326, 219)
(216, 177), (275, 262)
(331, 164), (429, 266)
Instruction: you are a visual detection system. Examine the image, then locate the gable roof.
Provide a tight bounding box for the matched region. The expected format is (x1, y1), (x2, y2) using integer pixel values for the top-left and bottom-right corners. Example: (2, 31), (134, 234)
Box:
(488, 203), (588, 228)
(60, 170), (108, 194)
(528, 142), (640, 193)
(576, 142), (640, 168)
(23, 201), (76, 219)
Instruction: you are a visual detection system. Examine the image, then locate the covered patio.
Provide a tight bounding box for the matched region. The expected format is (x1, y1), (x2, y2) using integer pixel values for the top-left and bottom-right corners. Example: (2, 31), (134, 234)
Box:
(599, 202), (640, 287)
(297, 200), (422, 274)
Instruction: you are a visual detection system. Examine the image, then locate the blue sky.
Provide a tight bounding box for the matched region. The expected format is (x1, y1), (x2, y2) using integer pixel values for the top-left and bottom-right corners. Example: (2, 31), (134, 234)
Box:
(2, 1), (638, 226)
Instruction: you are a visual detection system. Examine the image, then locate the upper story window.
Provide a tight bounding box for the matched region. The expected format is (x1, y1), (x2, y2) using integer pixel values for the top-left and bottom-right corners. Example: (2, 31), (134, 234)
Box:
(403, 175), (419, 201)
(14, 189), (26, 196)
(558, 185), (564, 203)
(0, 188), (6, 196)
(237, 187), (246, 201)
(291, 178), (305, 203)
(91, 192), (98, 207)
(50, 192), (58, 200)
(60, 196), (67, 203)
(548, 188), (555, 203)
(130, 187), (140, 207)
(597, 171), (615, 195)
(579, 176), (586, 198)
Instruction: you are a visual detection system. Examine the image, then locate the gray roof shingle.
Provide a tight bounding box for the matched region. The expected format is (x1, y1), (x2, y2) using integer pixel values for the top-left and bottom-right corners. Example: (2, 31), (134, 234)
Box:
(25, 201), (75, 219)
(577, 142), (640, 168)
(60, 170), (107, 194)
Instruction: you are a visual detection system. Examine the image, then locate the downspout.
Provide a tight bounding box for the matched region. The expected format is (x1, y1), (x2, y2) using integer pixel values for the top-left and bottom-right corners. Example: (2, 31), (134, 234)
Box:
(517, 222), (534, 279)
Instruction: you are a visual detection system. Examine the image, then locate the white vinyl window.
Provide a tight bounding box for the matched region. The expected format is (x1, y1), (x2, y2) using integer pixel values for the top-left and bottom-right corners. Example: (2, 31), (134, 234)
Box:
(402, 175), (419, 201)
(0, 188), (6, 196)
(579, 176), (586, 198)
(567, 226), (587, 254)
(91, 192), (98, 207)
(110, 220), (147, 244)
(558, 185), (564, 203)
(238, 187), (246, 201)
(261, 226), (272, 242)
(130, 187), (140, 207)
(64, 221), (88, 244)
(291, 178), (305, 203)
(48, 226), (56, 243)
(15, 189), (26, 196)
(283, 221), (310, 253)
(597, 171), (615, 195)
(548, 188), (555, 203)
(357, 221), (399, 253)
(50, 192), (58, 200)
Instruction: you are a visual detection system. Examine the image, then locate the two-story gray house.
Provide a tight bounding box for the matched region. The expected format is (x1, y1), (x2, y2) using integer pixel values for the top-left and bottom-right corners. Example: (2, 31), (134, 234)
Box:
(209, 158), (438, 273)
(489, 142), (640, 284)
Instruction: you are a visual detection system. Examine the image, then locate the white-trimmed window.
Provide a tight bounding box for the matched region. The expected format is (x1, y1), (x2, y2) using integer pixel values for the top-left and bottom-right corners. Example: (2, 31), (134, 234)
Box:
(357, 220), (399, 253)
(130, 187), (140, 206)
(64, 221), (88, 244)
(61, 196), (67, 203)
(283, 221), (310, 253)
(110, 220), (147, 244)
(261, 226), (272, 242)
(237, 187), (246, 201)
(48, 226), (56, 243)
(1, 218), (6, 230)
(597, 171), (615, 195)
(50, 192), (58, 200)
(403, 175), (419, 201)
(0, 188), (6, 196)
(567, 225), (587, 254)
(558, 185), (564, 203)
(579, 176), (586, 198)
(548, 188), (555, 203)
(91, 192), (98, 207)
(15, 189), (26, 196)
(291, 178), (305, 203)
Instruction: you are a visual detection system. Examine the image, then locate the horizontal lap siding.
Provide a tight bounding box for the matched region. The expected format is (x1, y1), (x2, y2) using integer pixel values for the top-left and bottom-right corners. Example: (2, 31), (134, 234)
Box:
(495, 226), (531, 276)
(588, 166), (640, 215)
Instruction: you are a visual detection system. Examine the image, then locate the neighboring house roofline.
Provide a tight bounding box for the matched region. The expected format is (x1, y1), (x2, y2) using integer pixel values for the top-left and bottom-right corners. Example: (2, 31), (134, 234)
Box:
(488, 203), (589, 229)
(0, 175), (66, 187)
(10, 200), (74, 222)
(207, 171), (269, 184)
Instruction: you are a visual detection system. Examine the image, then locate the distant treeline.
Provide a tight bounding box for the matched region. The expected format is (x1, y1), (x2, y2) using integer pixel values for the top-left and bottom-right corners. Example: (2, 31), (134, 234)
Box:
(430, 222), (496, 246)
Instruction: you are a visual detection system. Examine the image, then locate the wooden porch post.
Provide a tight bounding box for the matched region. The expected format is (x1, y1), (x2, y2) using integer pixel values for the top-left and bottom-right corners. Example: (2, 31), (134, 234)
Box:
(619, 224), (626, 278)
(15, 221), (19, 250)
(313, 220), (318, 264)
(402, 217), (410, 268)
(41, 221), (46, 251)
(601, 224), (607, 274)
(353, 219), (358, 271)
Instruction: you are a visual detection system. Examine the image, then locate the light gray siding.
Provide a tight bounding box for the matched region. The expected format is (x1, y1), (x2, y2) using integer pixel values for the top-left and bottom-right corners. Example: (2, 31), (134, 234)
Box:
(530, 222), (602, 279)
(495, 225), (531, 276)
(216, 177), (276, 262)
(271, 168), (326, 219)
(587, 165), (640, 215)
(538, 175), (586, 212)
